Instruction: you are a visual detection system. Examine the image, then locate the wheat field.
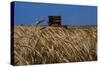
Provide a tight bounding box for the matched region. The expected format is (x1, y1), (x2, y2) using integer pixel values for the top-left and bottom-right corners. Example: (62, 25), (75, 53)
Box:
(12, 26), (97, 65)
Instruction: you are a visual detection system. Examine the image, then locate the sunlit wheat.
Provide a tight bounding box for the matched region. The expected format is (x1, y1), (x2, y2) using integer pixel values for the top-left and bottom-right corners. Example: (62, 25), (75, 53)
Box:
(13, 26), (97, 65)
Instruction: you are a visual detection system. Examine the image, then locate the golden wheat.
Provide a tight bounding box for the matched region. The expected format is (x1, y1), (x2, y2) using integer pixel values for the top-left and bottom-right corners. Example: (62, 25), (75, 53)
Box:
(13, 26), (97, 65)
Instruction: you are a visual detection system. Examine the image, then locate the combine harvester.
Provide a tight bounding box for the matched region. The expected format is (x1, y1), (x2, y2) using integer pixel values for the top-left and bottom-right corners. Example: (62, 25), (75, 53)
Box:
(35, 16), (62, 27)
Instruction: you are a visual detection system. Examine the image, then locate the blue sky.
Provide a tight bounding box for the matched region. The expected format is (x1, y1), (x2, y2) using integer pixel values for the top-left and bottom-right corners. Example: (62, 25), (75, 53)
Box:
(13, 1), (97, 26)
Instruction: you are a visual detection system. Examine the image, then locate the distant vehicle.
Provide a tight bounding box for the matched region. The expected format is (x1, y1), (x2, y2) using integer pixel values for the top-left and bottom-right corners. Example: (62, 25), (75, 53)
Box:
(48, 16), (62, 26)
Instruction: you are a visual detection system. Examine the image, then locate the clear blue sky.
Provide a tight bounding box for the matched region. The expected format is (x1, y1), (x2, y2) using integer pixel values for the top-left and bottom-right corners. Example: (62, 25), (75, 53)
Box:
(13, 1), (97, 26)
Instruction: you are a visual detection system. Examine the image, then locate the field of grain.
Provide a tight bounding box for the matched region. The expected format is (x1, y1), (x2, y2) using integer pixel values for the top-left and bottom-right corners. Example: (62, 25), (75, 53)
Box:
(12, 26), (97, 65)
